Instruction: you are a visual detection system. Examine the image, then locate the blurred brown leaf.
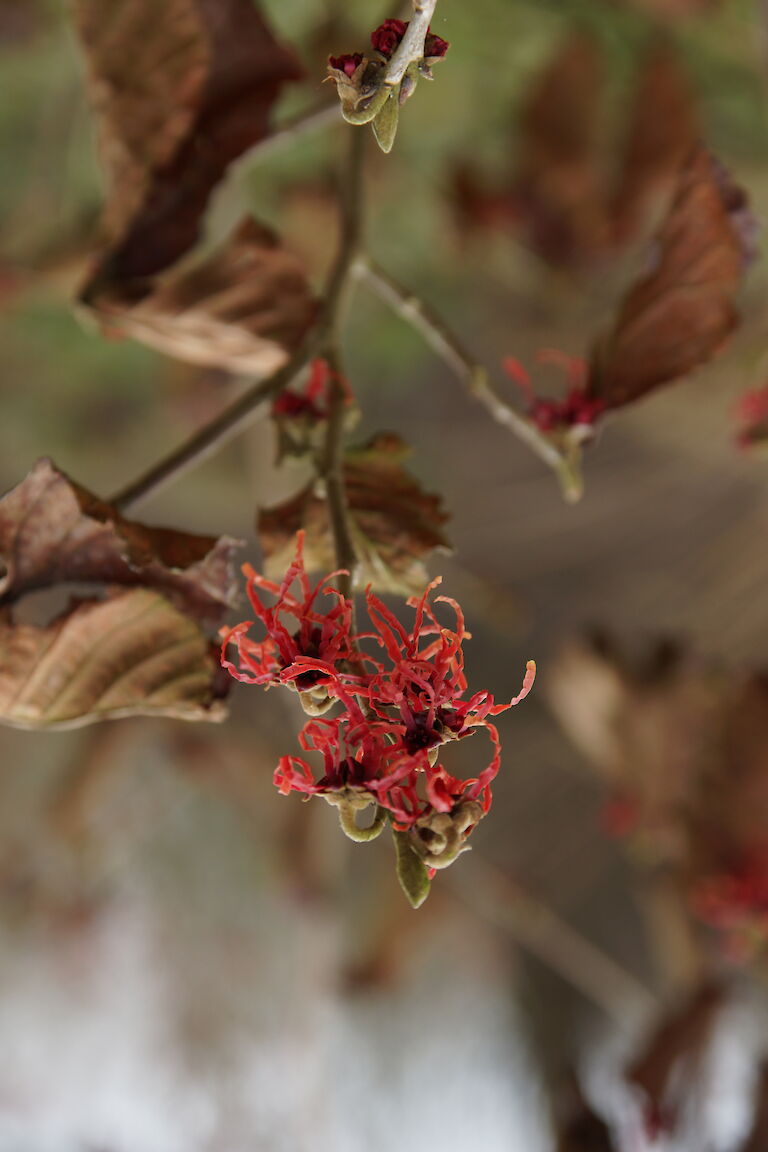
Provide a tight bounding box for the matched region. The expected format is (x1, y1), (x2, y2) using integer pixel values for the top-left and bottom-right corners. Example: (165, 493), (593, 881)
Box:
(258, 433), (451, 597)
(687, 674), (768, 877)
(82, 218), (318, 376)
(0, 589), (226, 729)
(0, 0), (43, 49)
(0, 458), (240, 628)
(627, 982), (724, 1137)
(610, 40), (699, 244)
(515, 29), (607, 266)
(74, 0), (303, 285)
(588, 145), (754, 409)
(547, 635), (725, 863)
(452, 35), (700, 271)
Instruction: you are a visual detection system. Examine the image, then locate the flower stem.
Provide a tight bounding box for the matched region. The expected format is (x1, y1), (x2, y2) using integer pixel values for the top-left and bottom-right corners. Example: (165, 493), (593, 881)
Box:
(337, 801), (387, 842)
(354, 257), (584, 502)
(109, 333), (326, 511)
(384, 0), (439, 86)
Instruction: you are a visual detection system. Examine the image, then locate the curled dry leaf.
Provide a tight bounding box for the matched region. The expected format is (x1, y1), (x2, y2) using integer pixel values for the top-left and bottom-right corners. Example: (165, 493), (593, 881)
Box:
(74, 0), (303, 285)
(0, 458), (240, 628)
(588, 145), (755, 410)
(83, 218), (318, 377)
(257, 433), (451, 597)
(0, 589), (227, 729)
(627, 982), (725, 1138)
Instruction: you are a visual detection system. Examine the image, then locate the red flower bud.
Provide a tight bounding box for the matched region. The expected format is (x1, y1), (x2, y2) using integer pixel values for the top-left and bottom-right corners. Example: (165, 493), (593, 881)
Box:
(371, 18), (407, 58)
(424, 30), (450, 59)
(328, 52), (364, 78)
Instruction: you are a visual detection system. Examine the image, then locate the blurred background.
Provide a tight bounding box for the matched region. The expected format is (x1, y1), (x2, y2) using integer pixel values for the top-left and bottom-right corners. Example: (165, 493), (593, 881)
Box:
(2, 0), (768, 1148)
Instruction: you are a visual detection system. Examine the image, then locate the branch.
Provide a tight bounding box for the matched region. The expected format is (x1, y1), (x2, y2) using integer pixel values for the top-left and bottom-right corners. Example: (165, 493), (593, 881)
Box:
(384, 0), (438, 86)
(317, 131), (367, 598)
(250, 101), (340, 161)
(355, 257), (584, 501)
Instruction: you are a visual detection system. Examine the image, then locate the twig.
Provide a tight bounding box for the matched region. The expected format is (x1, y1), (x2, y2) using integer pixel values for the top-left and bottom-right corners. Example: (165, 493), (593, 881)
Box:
(321, 355), (358, 600)
(384, 0), (438, 86)
(248, 101), (341, 161)
(109, 336), (324, 511)
(355, 257), (584, 501)
(451, 854), (658, 1023)
(110, 131), (367, 514)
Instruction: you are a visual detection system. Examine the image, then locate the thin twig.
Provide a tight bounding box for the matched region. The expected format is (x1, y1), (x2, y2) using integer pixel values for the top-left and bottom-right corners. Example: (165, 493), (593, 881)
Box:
(355, 257), (584, 501)
(248, 101), (340, 161)
(109, 336), (324, 511)
(384, 0), (438, 86)
(317, 131), (367, 595)
(452, 854), (658, 1023)
(321, 355), (358, 600)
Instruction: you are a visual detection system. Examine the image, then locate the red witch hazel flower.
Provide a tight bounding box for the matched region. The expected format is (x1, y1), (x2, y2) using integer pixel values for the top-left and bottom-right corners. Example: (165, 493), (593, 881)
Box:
(371, 18), (407, 58)
(328, 52), (365, 79)
(272, 359), (354, 460)
(735, 384), (768, 449)
(220, 533), (359, 715)
(370, 18), (450, 63)
(504, 351), (605, 436)
(272, 358), (331, 422)
(221, 536), (535, 905)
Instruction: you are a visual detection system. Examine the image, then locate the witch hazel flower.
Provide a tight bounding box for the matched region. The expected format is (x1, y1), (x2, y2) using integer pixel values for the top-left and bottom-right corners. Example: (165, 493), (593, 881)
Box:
(504, 351), (605, 436)
(221, 536), (535, 903)
(220, 533), (360, 715)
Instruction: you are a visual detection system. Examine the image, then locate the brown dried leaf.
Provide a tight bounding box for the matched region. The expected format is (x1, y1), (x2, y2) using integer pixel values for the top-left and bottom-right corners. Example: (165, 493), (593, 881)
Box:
(0, 458), (240, 628)
(258, 433), (451, 598)
(610, 41), (699, 243)
(515, 30), (608, 266)
(589, 145), (754, 409)
(627, 983), (724, 1137)
(547, 636), (725, 861)
(82, 218), (318, 376)
(687, 674), (768, 876)
(74, 0), (303, 284)
(0, 589), (227, 729)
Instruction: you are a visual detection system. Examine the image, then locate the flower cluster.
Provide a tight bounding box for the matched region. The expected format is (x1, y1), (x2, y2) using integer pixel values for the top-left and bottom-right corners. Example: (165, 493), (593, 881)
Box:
(221, 535), (534, 876)
(326, 18), (450, 132)
(504, 353), (605, 435)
